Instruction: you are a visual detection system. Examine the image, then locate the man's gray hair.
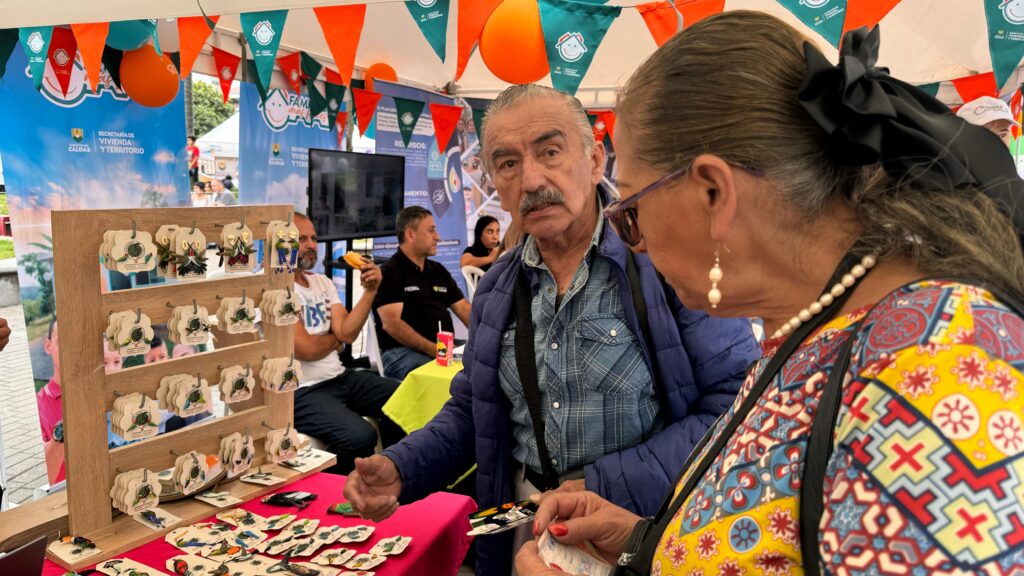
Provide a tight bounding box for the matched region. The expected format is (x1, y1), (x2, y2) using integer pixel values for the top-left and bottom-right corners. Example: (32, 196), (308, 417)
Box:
(480, 85), (594, 173)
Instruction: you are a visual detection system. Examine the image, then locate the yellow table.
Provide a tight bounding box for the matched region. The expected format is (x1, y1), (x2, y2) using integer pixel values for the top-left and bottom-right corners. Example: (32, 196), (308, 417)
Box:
(383, 360), (464, 434)
(382, 360), (475, 488)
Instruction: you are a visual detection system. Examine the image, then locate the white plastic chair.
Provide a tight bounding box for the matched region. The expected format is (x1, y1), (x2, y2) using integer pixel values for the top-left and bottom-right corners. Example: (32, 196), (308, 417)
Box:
(461, 265), (486, 302)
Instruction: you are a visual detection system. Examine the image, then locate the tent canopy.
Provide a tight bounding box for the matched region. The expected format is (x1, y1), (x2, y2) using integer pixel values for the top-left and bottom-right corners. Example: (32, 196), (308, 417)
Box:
(196, 110), (240, 159)
(0, 0), (1006, 106)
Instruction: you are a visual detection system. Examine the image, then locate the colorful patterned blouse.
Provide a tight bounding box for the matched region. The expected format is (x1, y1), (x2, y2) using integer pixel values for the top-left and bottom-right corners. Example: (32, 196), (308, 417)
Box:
(652, 281), (1024, 575)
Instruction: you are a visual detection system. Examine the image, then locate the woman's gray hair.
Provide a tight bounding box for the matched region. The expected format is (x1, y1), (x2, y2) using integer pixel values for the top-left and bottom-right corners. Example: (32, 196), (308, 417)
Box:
(480, 84), (594, 172)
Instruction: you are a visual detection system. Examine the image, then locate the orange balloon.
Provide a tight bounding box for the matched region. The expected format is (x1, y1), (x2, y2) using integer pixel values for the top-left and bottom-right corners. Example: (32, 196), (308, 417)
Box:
(364, 62), (397, 92)
(120, 44), (179, 108)
(480, 0), (549, 84)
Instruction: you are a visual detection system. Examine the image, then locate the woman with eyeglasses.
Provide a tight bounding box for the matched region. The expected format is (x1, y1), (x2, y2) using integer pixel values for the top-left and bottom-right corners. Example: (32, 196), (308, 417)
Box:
(516, 11), (1024, 576)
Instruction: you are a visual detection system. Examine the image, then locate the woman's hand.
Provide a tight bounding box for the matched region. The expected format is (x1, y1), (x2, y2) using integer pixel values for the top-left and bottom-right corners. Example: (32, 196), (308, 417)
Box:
(528, 491), (643, 565)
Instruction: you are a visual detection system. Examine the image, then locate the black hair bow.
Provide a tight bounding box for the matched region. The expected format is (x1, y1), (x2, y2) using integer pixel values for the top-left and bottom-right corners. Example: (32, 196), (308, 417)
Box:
(799, 26), (1024, 235)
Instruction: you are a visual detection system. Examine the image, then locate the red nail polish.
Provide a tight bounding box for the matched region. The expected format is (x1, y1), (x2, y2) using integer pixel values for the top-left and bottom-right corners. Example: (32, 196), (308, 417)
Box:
(533, 520), (539, 535)
(549, 524), (568, 537)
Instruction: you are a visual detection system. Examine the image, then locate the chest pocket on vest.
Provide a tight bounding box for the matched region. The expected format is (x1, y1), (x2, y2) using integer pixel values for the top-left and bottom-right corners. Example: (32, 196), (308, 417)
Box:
(572, 314), (651, 396)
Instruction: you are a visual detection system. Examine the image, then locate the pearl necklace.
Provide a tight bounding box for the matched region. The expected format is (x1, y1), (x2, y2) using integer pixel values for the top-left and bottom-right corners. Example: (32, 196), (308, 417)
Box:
(770, 254), (878, 340)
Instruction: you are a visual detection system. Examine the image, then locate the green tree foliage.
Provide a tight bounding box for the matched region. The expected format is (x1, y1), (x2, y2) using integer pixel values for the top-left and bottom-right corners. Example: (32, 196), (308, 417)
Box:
(192, 79), (235, 138)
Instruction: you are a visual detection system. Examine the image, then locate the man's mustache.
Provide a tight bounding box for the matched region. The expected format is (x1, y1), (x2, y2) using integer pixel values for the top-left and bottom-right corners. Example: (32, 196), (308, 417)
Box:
(519, 188), (566, 215)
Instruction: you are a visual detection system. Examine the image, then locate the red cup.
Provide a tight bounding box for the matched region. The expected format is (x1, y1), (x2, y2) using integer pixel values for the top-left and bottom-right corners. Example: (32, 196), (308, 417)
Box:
(436, 331), (454, 367)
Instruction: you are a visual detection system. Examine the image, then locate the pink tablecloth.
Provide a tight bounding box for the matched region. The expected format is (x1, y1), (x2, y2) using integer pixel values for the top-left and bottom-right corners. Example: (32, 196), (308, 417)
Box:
(42, 472), (476, 576)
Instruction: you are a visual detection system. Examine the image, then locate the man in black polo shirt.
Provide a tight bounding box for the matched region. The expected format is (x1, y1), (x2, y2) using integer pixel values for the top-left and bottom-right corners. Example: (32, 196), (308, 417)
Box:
(373, 206), (471, 379)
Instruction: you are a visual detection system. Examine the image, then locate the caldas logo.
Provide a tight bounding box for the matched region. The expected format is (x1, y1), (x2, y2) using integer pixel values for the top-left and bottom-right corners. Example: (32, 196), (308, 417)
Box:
(328, 97), (338, 111)
(253, 20), (276, 46)
(800, 0), (829, 7)
(401, 112), (415, 126)
(289, 69), (299, 82)
(556, 32), (587, 63)
(26, 31), (45, 54)
(220, 66), (233, 80)
(417, 0), (437, 7)
(53, 49), (70, 67)
(272, 143), (281, 156)
(594, 119), (606, 132)
(71, 128), (83, 142)
(1002, 0), (1024, 25)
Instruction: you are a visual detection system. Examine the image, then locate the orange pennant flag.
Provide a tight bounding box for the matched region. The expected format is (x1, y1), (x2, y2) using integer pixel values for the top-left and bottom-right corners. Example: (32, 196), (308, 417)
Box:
(70, 23), (108, 92)
(277, 52), (302, 93)
(336, 110), (349, 149)
(352, 87), (383, 133)
(313, 4), (366, 87)
(636, 0), (724, 47)
(597, 110), (616, 142)
(456, 0), (501, 81)
(177, 15), (219, 79)
(952, 71), (998, 104)
(676, 0), (726, 29)
(842, 0), (901, 36)
(429, 102), (464, 151)
(636, 2), (681, 47)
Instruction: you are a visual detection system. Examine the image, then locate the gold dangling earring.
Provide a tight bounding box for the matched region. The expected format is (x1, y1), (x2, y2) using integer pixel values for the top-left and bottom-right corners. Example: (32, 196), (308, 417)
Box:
(708, 249), (722, 309)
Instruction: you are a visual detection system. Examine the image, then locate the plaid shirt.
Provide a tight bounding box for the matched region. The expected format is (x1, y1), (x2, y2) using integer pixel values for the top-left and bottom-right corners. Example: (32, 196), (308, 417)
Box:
(499, 215), (660, 476)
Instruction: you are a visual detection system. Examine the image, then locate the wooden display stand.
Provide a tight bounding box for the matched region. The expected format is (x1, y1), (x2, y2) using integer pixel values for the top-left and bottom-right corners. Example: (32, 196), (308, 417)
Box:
(46, 206), (336, 571)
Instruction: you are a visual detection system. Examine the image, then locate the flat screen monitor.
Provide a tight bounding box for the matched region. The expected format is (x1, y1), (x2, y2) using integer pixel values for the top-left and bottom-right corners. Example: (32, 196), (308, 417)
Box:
(307, 149), (405, 241)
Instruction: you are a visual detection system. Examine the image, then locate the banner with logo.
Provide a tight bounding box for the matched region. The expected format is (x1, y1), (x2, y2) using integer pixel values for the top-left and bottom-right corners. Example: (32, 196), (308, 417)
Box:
(775, 0), (847, 48)
(372, 81), (469, 294)
(985, 0), (1024, 90)
(0, 50), (189, 485)
(405, 0), (451, 63)
(240, 10), (288, 95)
(537, 0), (622, 96)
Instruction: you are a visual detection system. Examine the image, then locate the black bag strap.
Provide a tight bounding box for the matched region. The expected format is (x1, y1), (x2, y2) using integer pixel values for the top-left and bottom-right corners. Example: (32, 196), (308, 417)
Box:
(798, 277), (1024, 575)
(613, 251), (863, 575)
(513, 267), (560, 491)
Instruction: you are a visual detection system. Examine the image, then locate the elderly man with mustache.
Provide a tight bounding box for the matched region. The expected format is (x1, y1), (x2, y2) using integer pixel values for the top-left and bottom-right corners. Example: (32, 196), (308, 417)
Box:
(290, 212), (404, 475)
(344, 85), (760, 576)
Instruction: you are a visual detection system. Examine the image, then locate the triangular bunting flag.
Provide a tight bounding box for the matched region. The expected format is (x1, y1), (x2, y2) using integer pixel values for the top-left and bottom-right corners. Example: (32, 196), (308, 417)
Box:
(240, 9), (288, 94)
(775, 0), (847, 48)
(313, 5), (366, 87)
(70, 23), (107, 92)
(177, 15), (219, 78)
(429, 102), (463, 151)
(308, 81), (328, 121)
(537, 0), (621, 96)
(677, 0), (726, 29)
(277, 51), (302, 93)
(599, 110), (616, 141)
(245, 59), (268, 102)
(393, 97), (426, 148)
(336, 111), (349, 149)
(301, 51), (322, 83)
(325, 67), (344, 87)
(952, 71), (998, 103)
(588, 111), (609, 143)
(471, 106), (486, 141)
(47, 27), (77, 97)
(19, 26), (53, 90)
(325, 72), (347, 129)
(842, 0), (901, 36)
(1012, 87), (1023, 139)
(405, 0), (451, 62)
(457, 0), (502, 80)
(0, 29), (21, 82)
(212, 46), (241, 103)
(984, 0), (1024, 90)
(636, 2), (682, 47)
(917, 82), (940, 99)
(352, 87), (383, 133)
(101, 46), (123, 89)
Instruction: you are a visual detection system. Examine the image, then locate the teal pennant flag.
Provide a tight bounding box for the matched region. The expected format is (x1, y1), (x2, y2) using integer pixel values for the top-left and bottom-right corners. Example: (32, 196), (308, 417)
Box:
(18, 26), (52, 90)
(537, 0), (621, 96)
(240, 10), (288, 94)
(775, 0), (847, 48)
(985, 0), (1024, 91)
(405, 0), (450, 62)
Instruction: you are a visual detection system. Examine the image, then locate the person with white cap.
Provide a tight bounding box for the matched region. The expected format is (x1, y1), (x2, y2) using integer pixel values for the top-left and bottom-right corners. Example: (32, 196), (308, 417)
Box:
(956, 95), (1020, 146)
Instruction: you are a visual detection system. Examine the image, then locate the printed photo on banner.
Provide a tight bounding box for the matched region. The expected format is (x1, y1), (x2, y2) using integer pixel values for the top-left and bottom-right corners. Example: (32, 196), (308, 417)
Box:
(0, 50), (193, 486)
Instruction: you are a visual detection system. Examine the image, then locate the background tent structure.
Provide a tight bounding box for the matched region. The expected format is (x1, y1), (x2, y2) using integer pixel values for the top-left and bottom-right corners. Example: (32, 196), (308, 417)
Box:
(0, 0), (1016, 107)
